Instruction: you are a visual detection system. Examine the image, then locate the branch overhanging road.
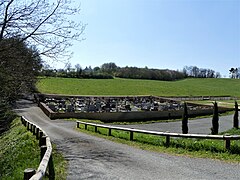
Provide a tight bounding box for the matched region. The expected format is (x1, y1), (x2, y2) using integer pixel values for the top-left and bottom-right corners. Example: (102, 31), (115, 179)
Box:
(15, 100), (240, 180)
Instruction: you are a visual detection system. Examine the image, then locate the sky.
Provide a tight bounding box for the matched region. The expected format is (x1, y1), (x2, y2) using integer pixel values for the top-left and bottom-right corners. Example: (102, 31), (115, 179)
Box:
(53, 0), (240, 77)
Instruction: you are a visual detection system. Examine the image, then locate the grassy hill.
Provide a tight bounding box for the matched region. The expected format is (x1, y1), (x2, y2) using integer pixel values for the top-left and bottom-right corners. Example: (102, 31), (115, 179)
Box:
(37, 77), (240, 97)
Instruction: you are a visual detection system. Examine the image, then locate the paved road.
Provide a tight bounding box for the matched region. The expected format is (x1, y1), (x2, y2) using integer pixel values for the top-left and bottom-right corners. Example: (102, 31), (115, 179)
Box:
(113, 115), (234, 134)
(15, 100), (240, 180)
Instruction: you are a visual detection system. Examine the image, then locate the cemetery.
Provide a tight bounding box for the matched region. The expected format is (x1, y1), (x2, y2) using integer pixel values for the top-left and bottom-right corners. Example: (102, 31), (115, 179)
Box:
(36, 94), (232, 122)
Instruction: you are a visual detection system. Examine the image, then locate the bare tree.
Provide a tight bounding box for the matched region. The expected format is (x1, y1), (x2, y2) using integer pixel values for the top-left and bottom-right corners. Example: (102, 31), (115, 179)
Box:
(229, 68), (238, 79)
(0, 0), (86, 61)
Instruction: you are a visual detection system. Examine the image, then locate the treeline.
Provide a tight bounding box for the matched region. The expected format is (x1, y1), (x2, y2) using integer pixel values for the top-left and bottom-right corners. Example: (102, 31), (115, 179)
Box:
(41, 63), (224, 81)
(41, 62), (185, 81)
(182, 66), (221, 78)
(115, 67), (185, 81)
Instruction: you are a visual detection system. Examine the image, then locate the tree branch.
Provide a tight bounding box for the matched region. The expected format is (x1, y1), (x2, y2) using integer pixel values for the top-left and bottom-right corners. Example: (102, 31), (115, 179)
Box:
(0, 0), (14, 39)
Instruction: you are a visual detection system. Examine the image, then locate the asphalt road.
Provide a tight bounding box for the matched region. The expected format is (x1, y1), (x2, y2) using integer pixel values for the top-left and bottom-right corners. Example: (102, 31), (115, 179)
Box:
(113, 115), (234, 134)
(15, 100), (240, 180)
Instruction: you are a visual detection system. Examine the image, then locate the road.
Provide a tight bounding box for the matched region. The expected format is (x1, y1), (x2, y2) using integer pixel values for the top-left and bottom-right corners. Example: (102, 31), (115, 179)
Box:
(15, 100), (240, 180)
(113, 115), (234, 135)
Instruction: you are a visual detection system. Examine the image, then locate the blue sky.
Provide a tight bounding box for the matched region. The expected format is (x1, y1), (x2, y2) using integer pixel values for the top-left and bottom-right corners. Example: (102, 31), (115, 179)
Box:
(55, 0), (240, 77)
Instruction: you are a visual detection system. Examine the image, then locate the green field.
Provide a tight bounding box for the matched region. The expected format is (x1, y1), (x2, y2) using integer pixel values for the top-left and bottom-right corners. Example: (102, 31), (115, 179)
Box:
(37, 77), (240, 97)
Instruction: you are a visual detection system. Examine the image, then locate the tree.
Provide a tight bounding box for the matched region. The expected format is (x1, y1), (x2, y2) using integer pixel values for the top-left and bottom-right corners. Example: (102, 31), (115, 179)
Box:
(192, 66), (199, 77)
(182, 66), (218, 78)
(233, 101), (239, 129)
(75, 64), (82, 78)
(215, 72), (221, 78)
(211, 101), (219, 135)
(1, 0), (85, 134)
(237, 67), (240, 78)
(182, 102), (188, 134)
(93, 66), (100, 72)
(229, 68), (238, 79)
(199, 68), (207, 78)
(101, 62), (118, 75)
(206, 69), (215, 78)
(0, 38), (42, 102)
(0, 0), (85, 61)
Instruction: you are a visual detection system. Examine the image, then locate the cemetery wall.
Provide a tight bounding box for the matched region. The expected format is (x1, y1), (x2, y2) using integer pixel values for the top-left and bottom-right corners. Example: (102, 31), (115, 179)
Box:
(39, 102), (230, 122)
(37, 93), (238, 101)
(39, 102), (55, 119)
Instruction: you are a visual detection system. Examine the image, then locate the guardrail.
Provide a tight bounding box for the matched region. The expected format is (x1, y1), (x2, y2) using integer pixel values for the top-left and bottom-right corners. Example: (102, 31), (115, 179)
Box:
(76, 121), (240, 151)
(21, 116), (54, 180)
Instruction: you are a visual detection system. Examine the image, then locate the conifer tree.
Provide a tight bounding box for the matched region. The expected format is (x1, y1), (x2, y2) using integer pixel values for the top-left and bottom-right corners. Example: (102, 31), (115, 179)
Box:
(182, 102), (188, 134)
(233, 101), (239, 129)
(211, 101), (219, 135)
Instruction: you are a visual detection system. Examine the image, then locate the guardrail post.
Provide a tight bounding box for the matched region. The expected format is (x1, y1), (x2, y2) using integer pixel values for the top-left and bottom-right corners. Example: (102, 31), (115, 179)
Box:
(95, 126), (98, 133)
(39, 131), (43, 139)
(165, 135), (170, 147)
(30, 124), (33, 132)
(224, 135), (231, 151)
(225, 139), (231, 151)
(36, 128), (40, 140)
(33, 126), (36, 135)
(22, 118), (26, 126)
(21, 117), (26, 126)
(24, 168), (36, 180)
(108, 128), (112, 136)
(85, 124), (87, 130)
(21, 116), (24, 124)
(130, 131), (134, 141)
(39, 131), (43, 146)
(27, 122), (30, 130)
(48, 155), (55, 180)
(40, 135), (46, 147)
(77, 122), (80, 128)
(40, 145), (47, 161)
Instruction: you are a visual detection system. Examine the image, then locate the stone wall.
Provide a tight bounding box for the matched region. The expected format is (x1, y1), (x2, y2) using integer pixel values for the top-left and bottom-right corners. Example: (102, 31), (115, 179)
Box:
(39, 101), (230, 122)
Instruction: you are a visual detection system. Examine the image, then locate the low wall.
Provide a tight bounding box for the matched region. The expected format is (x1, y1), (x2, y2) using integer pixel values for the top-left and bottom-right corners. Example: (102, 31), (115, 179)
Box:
(39, 102), (230, 122)
(39, 102), (55, 119)
(36, 93), (238, 101)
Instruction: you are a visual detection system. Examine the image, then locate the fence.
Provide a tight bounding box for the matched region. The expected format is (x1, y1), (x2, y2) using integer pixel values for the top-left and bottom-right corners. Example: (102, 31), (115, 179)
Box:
(21, 116), (54, 180)
(76, 121), (240, 150)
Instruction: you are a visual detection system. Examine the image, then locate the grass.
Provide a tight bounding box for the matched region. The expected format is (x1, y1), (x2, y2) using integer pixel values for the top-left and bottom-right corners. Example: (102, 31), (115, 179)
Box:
(37, 77), (240, 97)
(37, 77), (240, 161)
(0, 118), (67, 179)
(188, 100), (240, 109)
(77, 124), (240, 163)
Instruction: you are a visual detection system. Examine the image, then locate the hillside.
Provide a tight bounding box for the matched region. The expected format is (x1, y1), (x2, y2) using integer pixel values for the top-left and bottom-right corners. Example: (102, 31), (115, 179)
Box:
(37, 77), (240, 97)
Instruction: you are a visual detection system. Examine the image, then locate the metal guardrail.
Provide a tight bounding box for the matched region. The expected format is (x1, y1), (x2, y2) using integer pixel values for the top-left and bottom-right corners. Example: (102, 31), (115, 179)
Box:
(21, 116), (54, 180)
(76, 121), (240, 150)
